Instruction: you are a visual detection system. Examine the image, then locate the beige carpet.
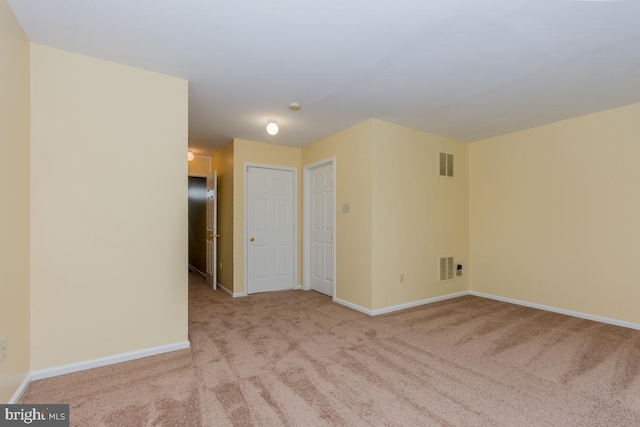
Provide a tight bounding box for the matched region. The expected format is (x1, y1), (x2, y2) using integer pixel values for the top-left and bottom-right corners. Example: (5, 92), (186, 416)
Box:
(21, 272), (640, 426)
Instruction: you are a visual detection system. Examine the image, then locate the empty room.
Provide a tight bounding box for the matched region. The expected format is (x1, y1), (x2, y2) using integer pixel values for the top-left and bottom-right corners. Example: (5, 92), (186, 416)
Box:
(2, 0), (640, 426)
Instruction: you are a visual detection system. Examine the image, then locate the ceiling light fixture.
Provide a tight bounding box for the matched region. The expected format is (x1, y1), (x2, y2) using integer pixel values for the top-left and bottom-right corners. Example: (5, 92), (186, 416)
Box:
(187, 151), (195, 161)
(266, 120), (279, 136)
(289, 102), (301, 111)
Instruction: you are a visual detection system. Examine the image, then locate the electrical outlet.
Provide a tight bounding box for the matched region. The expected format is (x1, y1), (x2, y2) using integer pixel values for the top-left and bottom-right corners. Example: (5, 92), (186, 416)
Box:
(400, 273), (404, 283)
(1, 338), (6, 364)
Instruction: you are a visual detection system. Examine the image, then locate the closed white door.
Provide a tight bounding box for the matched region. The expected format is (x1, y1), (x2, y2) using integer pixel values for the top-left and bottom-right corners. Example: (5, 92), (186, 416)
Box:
(205, 171), (218, 289)
(247, 166), (295, 294)
(310, 163), (334, 296)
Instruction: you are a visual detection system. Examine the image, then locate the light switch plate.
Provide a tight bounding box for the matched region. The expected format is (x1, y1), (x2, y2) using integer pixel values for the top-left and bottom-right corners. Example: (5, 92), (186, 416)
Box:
(342, 203), (350, 213)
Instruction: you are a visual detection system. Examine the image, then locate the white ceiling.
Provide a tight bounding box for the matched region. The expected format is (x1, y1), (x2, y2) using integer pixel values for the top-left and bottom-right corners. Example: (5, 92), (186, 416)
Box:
(8, 0), (640, 153)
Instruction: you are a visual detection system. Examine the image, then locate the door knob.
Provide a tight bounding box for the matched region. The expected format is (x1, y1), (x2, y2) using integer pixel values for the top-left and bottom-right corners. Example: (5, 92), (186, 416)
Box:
(249, 237), (255, 242)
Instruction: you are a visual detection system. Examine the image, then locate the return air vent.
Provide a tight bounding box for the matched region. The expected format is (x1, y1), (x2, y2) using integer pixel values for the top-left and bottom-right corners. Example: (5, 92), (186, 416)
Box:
(439, 257), (454, 282)
(439, 152), (454, 178)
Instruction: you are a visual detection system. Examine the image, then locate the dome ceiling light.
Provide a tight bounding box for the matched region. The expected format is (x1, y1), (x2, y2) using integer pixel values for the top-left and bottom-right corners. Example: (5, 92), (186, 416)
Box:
(266, 120), (279, 136)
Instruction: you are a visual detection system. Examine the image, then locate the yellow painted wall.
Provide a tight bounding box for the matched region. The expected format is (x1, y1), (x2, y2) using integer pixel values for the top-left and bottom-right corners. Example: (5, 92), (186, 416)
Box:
(30, 44), (189, 370)
(469, 102), (640, 324)
(0, 0), (30, 403)
(372, 120), (468, 310)
(212, 141), (234, 291)
(188, 155), (211, 176)
(302, 120), (374, 309)
(232, 139), (302, 294)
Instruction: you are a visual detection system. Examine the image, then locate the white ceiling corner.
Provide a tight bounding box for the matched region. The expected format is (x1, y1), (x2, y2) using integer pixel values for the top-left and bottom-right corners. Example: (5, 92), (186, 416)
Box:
(8, 0), (640, 152)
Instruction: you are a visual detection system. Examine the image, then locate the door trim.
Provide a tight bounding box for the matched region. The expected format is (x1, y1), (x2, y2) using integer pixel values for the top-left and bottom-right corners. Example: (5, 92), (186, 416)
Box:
(303, 157), (336, 298)
(205, 172), (218, 290)
(243, 162), (298, 295)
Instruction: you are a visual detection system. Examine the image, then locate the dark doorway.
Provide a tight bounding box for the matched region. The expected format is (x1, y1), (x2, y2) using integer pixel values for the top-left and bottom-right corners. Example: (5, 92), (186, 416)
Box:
(188, 176), (207, 275)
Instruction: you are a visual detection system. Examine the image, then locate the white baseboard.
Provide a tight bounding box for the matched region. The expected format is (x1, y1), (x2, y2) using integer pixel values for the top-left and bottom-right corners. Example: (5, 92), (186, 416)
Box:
(372, 291), (470, 316)
(334, 291), (468, 316)
(188, 265), (206, 277)
(469, 291), (640, 331)
(294, 284), (303, 290)
(333, 298), (374, 315)
(217, 282), (230, 295)
(217, 283), (247, 298)
(30, 341), (191, 381)
(9, 373), (32, 404)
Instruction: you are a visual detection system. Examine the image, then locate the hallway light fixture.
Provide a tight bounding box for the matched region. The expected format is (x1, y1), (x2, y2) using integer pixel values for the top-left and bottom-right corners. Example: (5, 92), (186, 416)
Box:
(266, 120), (279, 136)
(187, 151), (195, 161)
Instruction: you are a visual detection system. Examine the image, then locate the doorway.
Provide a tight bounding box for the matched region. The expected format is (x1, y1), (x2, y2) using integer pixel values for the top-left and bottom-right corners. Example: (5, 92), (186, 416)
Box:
(188, 172), (218, 290)
(188, 176), (207, 276)
(303, 157), (336, 297)
(244, 164), (297, 294)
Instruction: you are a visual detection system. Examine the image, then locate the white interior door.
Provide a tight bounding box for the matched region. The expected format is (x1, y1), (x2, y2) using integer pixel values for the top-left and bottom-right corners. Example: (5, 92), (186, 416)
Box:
(206, 171), (218, 289)
(310, 163), (334, 296)
(247, 166), (295, 294)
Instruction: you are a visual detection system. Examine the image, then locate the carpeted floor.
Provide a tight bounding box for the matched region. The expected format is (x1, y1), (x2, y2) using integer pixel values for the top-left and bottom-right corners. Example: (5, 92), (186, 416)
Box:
(21, 272), (640, 426)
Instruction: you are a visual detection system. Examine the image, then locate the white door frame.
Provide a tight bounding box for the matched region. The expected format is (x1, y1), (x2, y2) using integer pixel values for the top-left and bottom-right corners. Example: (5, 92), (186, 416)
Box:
(303, 157), (336, 299)
(243, 162), (298, 295)
(206, 171), (218, 290)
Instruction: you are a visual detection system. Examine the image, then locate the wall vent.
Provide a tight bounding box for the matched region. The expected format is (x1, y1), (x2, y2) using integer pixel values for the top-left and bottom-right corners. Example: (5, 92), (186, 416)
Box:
(439, 152), (454, 178)
(439, 257), (454, 282)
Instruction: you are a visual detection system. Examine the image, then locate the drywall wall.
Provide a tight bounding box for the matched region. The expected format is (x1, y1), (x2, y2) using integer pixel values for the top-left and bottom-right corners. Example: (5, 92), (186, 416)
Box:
(371, 120), (468, 310)
(30, 44), (189, 370)
(302, 120), (374, 309)
(469, 102), (640, 324)
(0, 0), (30, 403)
(188, 155), (211, 176)
(212, 141), (234, 292)
(232, 139), (302, 294)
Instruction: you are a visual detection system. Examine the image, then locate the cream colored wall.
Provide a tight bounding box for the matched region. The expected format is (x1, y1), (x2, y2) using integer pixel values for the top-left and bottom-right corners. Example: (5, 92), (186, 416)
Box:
(212, 141), (234, 291)
(232, 139), (302, 294)
(30, 44), (189, 370)
(302, 121), (374, 309)
(371, 120), (468, 310)
(188, 155), (211, 176)
(0, 0), (30, 403)
(469, 102), (640, 324)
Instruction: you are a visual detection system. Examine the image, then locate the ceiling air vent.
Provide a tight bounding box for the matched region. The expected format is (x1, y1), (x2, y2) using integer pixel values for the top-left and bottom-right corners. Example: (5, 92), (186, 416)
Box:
(439, 257), (454, 282)
(439, 152), (454, 178)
